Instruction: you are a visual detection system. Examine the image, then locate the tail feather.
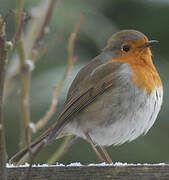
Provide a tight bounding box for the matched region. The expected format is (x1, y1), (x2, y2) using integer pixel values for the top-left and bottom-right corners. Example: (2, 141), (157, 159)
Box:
(9, 129), (50, 165)
(9, 117), (70, 165)
(9, 138), (46, 165)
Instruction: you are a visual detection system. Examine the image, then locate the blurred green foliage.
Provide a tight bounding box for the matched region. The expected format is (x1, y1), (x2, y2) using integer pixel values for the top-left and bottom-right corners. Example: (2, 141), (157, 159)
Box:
(1, 0), (169, 164)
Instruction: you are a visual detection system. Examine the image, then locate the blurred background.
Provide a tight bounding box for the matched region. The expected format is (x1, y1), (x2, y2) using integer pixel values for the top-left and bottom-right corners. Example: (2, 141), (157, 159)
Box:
(0, 0), (169, 164)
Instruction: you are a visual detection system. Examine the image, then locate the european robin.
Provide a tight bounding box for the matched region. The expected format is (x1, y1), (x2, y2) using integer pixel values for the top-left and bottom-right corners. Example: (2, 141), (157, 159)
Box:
(10, 30), (163, 164)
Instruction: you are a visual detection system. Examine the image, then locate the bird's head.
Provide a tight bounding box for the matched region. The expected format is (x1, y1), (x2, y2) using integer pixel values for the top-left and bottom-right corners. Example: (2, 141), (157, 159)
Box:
(103, 30), (158, 64)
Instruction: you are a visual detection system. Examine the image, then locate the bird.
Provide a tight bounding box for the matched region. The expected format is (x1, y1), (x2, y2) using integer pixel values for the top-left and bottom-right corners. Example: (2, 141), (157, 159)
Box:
(10, 29), (163, 165)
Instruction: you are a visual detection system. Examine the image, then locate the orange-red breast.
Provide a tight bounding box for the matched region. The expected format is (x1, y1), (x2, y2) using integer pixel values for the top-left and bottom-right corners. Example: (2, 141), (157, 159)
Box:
(10, 30), (163, 165)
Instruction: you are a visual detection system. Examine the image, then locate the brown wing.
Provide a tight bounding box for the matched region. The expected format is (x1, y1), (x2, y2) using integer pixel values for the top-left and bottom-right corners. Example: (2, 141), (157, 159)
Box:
(65, 55), (121, 104)
(65, 56), (103, 104)
(47, 60), (122, 142)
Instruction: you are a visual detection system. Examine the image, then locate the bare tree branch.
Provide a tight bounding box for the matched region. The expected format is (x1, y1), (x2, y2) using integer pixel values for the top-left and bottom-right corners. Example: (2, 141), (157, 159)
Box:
(12, 12), (29, 46)
(31, 0), (58, 60)
(0, 16), (8, 180)
(35, 13), (85, 133)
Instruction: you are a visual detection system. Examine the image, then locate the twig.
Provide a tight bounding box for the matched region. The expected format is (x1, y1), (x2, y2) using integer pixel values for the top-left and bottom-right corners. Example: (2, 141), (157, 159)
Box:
(20, 71), (31, 149)
(57, 13), (86, 89)
(12, 12), (29, 46)
(14, 0), (31, 149)
(15, 0), (25, 67)
(31, 0), (58, 60)
(35, 13), (85, 133)
(0, 16), (8, 180)
(68, 13), (85, 64)
(2, 10), (13, 24)
(25, 126), (33, 156)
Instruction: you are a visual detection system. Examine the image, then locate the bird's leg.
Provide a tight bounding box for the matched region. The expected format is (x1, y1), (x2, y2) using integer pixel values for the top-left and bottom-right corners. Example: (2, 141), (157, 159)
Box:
(100, 146), (112, 164)
(84, 132), (105, 163)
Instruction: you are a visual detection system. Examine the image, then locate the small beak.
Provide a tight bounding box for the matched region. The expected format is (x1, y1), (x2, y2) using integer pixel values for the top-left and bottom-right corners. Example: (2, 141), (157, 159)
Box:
(139, 40), (159, 48)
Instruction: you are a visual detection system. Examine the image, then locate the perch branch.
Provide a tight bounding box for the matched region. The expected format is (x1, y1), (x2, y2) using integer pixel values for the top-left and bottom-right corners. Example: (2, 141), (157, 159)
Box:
(7, 165), (169, 180)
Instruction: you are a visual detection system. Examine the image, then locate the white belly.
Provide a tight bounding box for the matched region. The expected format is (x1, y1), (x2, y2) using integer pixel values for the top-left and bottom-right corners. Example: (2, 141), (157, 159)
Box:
(91, 87), (163, 146)
(65, 86), (163, 146)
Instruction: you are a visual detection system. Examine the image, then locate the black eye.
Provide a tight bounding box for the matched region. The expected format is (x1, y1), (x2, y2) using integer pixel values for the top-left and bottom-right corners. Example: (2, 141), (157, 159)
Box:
(122, 45), (130, 52)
